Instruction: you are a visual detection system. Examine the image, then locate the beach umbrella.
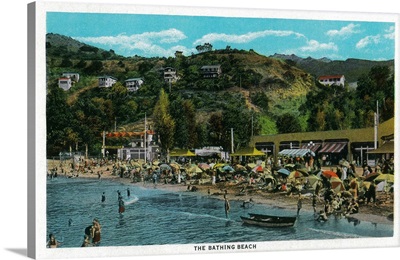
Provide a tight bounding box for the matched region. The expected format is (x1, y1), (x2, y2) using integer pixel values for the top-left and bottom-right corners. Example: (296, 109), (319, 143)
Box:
(234, 164), (246, 171)
(297, 168), (309, 176)
(247, 163), (257, 169)
(361, 181), (371, 190)
(130, 161), (141, 168)
(222, 165), (235, 172)
(277, 168), (290, 176)
(288, 171), (303, 179)
(285, 163), (295, 168)
(169, 162), (182, 171)
(330, 177), (345, 192)
(376, 181), (391, 192)
(187, 164), (203, 174)
(213, 163), (227, 169)
(307, 174), (321, 189)
(159, 163), (172, 171)
(322, 170), (338, 179)
(374, 174), (394, 183)
(364, 172), (380, 182)
(198, 163), (210, 170)
(251, 165), (264, 173)
(152, 160), (160, 166)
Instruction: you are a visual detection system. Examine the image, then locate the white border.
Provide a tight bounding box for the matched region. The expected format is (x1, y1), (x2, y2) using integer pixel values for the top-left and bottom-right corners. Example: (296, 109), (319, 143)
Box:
(27, 1), (400, 259)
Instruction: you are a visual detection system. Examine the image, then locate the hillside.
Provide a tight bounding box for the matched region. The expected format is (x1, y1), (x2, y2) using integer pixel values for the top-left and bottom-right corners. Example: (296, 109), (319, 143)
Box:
(270, 53), (394, 83)
(46, 33), (316, 117)
(45, 33), (395, 156)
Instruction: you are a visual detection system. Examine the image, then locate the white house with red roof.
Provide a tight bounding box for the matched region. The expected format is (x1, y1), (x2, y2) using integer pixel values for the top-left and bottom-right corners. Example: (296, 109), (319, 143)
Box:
(318, 75), (345, 87)
(58, 77), (72, 91)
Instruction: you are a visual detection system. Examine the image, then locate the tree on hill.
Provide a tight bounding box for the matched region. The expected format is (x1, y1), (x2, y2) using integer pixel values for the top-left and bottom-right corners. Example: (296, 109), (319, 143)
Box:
(170, 95), (197, 149)
(46, 85), (74, 155)
(153, 89), (176, 160)
(275, 113), (302, 134)
(196, 43), (213, 53)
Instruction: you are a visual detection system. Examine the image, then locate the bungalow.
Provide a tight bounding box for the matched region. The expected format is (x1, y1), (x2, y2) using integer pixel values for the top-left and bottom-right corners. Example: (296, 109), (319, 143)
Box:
(200, 65), (222, 78)
(161, 67), (178, 83)
(98, 75), (118, 88)
(318, 75), (345, 87)
(58, 77), (72, 91)
(125, 78), (144, 92)
(62, 72), (80, 82)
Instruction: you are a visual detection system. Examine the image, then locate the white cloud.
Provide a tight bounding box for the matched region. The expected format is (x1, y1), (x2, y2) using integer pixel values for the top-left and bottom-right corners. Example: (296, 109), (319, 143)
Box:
(356, 35), (381, 49)
(73, 28), (187, 57)
(299, 40), (338, 52)
(384, 26), (395, 40)
(326, 23), (361, 37)
(193, 30), (305, 45)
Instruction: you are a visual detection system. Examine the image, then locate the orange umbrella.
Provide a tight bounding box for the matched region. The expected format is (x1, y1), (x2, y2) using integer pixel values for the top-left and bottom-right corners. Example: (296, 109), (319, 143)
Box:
(322, 170), (338, 179)
(288, 171), (303, 179)
(330, 177), (345, 192)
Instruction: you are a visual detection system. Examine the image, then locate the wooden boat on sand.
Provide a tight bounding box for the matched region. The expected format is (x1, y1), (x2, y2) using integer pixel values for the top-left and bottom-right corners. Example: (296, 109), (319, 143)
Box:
(240, 213), (297, 227)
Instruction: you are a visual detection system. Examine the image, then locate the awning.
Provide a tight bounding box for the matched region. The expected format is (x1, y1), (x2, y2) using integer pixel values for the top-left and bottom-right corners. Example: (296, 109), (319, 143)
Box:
(367, 141), (394, 154)
(170, 149), (196, 157)
(319, 142), (347, 153)
(300, 143), (321, 153)
(231, 147), (265, 156)
(278, 149), (315, 157)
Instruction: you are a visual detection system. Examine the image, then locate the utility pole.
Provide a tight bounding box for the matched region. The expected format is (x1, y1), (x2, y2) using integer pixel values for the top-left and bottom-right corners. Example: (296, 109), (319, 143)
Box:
(251, 113), (254, 137)
(231, 128), (234, 154)
(374, 100), (379, 149)
(144, 113), (147, 164)
(102, 130), (106, 158)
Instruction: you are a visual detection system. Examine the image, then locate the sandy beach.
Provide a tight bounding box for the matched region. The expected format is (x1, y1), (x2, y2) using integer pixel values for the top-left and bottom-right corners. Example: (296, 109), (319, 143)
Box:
(47, 159), (394, 226)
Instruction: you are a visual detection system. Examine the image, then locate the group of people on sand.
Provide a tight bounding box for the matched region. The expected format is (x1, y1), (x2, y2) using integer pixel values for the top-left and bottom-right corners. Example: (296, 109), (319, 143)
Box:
(47, 218), (102, 248)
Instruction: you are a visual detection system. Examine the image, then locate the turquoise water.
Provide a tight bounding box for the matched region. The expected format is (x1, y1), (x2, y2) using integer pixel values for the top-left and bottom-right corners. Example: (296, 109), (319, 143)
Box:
(46, 177), (393, 248)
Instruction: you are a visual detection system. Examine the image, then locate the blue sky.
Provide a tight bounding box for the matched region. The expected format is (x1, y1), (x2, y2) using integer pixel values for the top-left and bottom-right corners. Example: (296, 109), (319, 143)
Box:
(47, 12), (395, 60)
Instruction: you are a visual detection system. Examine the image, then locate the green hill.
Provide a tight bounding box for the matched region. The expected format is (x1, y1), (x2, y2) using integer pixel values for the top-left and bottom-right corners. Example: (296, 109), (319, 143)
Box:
(270, 53), (394, 83)
(46, 33), (316, 118)
(45, 33), (394, 156)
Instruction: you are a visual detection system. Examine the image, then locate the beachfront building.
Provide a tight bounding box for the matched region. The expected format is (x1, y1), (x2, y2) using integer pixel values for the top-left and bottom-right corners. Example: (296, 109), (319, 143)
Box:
(318, 75), (345, 87)
(251, 117), (394, 167)
(98, 75), (118, 88)
(58, 77), (72, 91)
(125, 78), (144, 92)
(200, 65), (222, 78)
(104, 130), (159, 161)
(62, 72), (80, 82)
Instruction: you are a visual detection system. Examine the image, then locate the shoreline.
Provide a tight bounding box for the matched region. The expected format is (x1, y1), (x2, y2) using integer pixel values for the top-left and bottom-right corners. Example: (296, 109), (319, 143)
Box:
(51, 166), (394, 226)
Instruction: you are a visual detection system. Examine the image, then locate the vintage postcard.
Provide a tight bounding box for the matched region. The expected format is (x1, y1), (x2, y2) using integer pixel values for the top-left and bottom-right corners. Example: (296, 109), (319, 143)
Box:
(28, 1), (399, 259)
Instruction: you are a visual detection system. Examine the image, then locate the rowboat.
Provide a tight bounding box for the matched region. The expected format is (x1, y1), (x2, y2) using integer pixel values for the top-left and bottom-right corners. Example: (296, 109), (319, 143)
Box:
(240, 213), (297, 227)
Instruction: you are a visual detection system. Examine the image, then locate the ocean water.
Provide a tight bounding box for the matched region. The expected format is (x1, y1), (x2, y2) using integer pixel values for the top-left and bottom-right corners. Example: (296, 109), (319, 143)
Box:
(46, 177), (393, 248)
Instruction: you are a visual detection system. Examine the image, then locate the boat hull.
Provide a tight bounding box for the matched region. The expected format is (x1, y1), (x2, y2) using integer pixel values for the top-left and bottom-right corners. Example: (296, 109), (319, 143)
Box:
(241, 213), (296, 227)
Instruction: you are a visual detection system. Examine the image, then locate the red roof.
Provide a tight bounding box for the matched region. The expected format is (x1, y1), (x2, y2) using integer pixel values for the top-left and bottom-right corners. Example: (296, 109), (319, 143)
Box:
(318, 75), (344, 80)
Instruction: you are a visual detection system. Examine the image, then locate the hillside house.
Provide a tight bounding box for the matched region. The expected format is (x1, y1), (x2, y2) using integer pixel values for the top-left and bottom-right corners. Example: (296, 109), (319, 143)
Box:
(125, 78), (144, 92)
(62, 72), (80, 82)
(98, 75), (117, 88)
(318, 75), (345, 87)
(161, 67), (178, 83)
(200, 65), (222, 78)
(58, 77), (72, 91)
